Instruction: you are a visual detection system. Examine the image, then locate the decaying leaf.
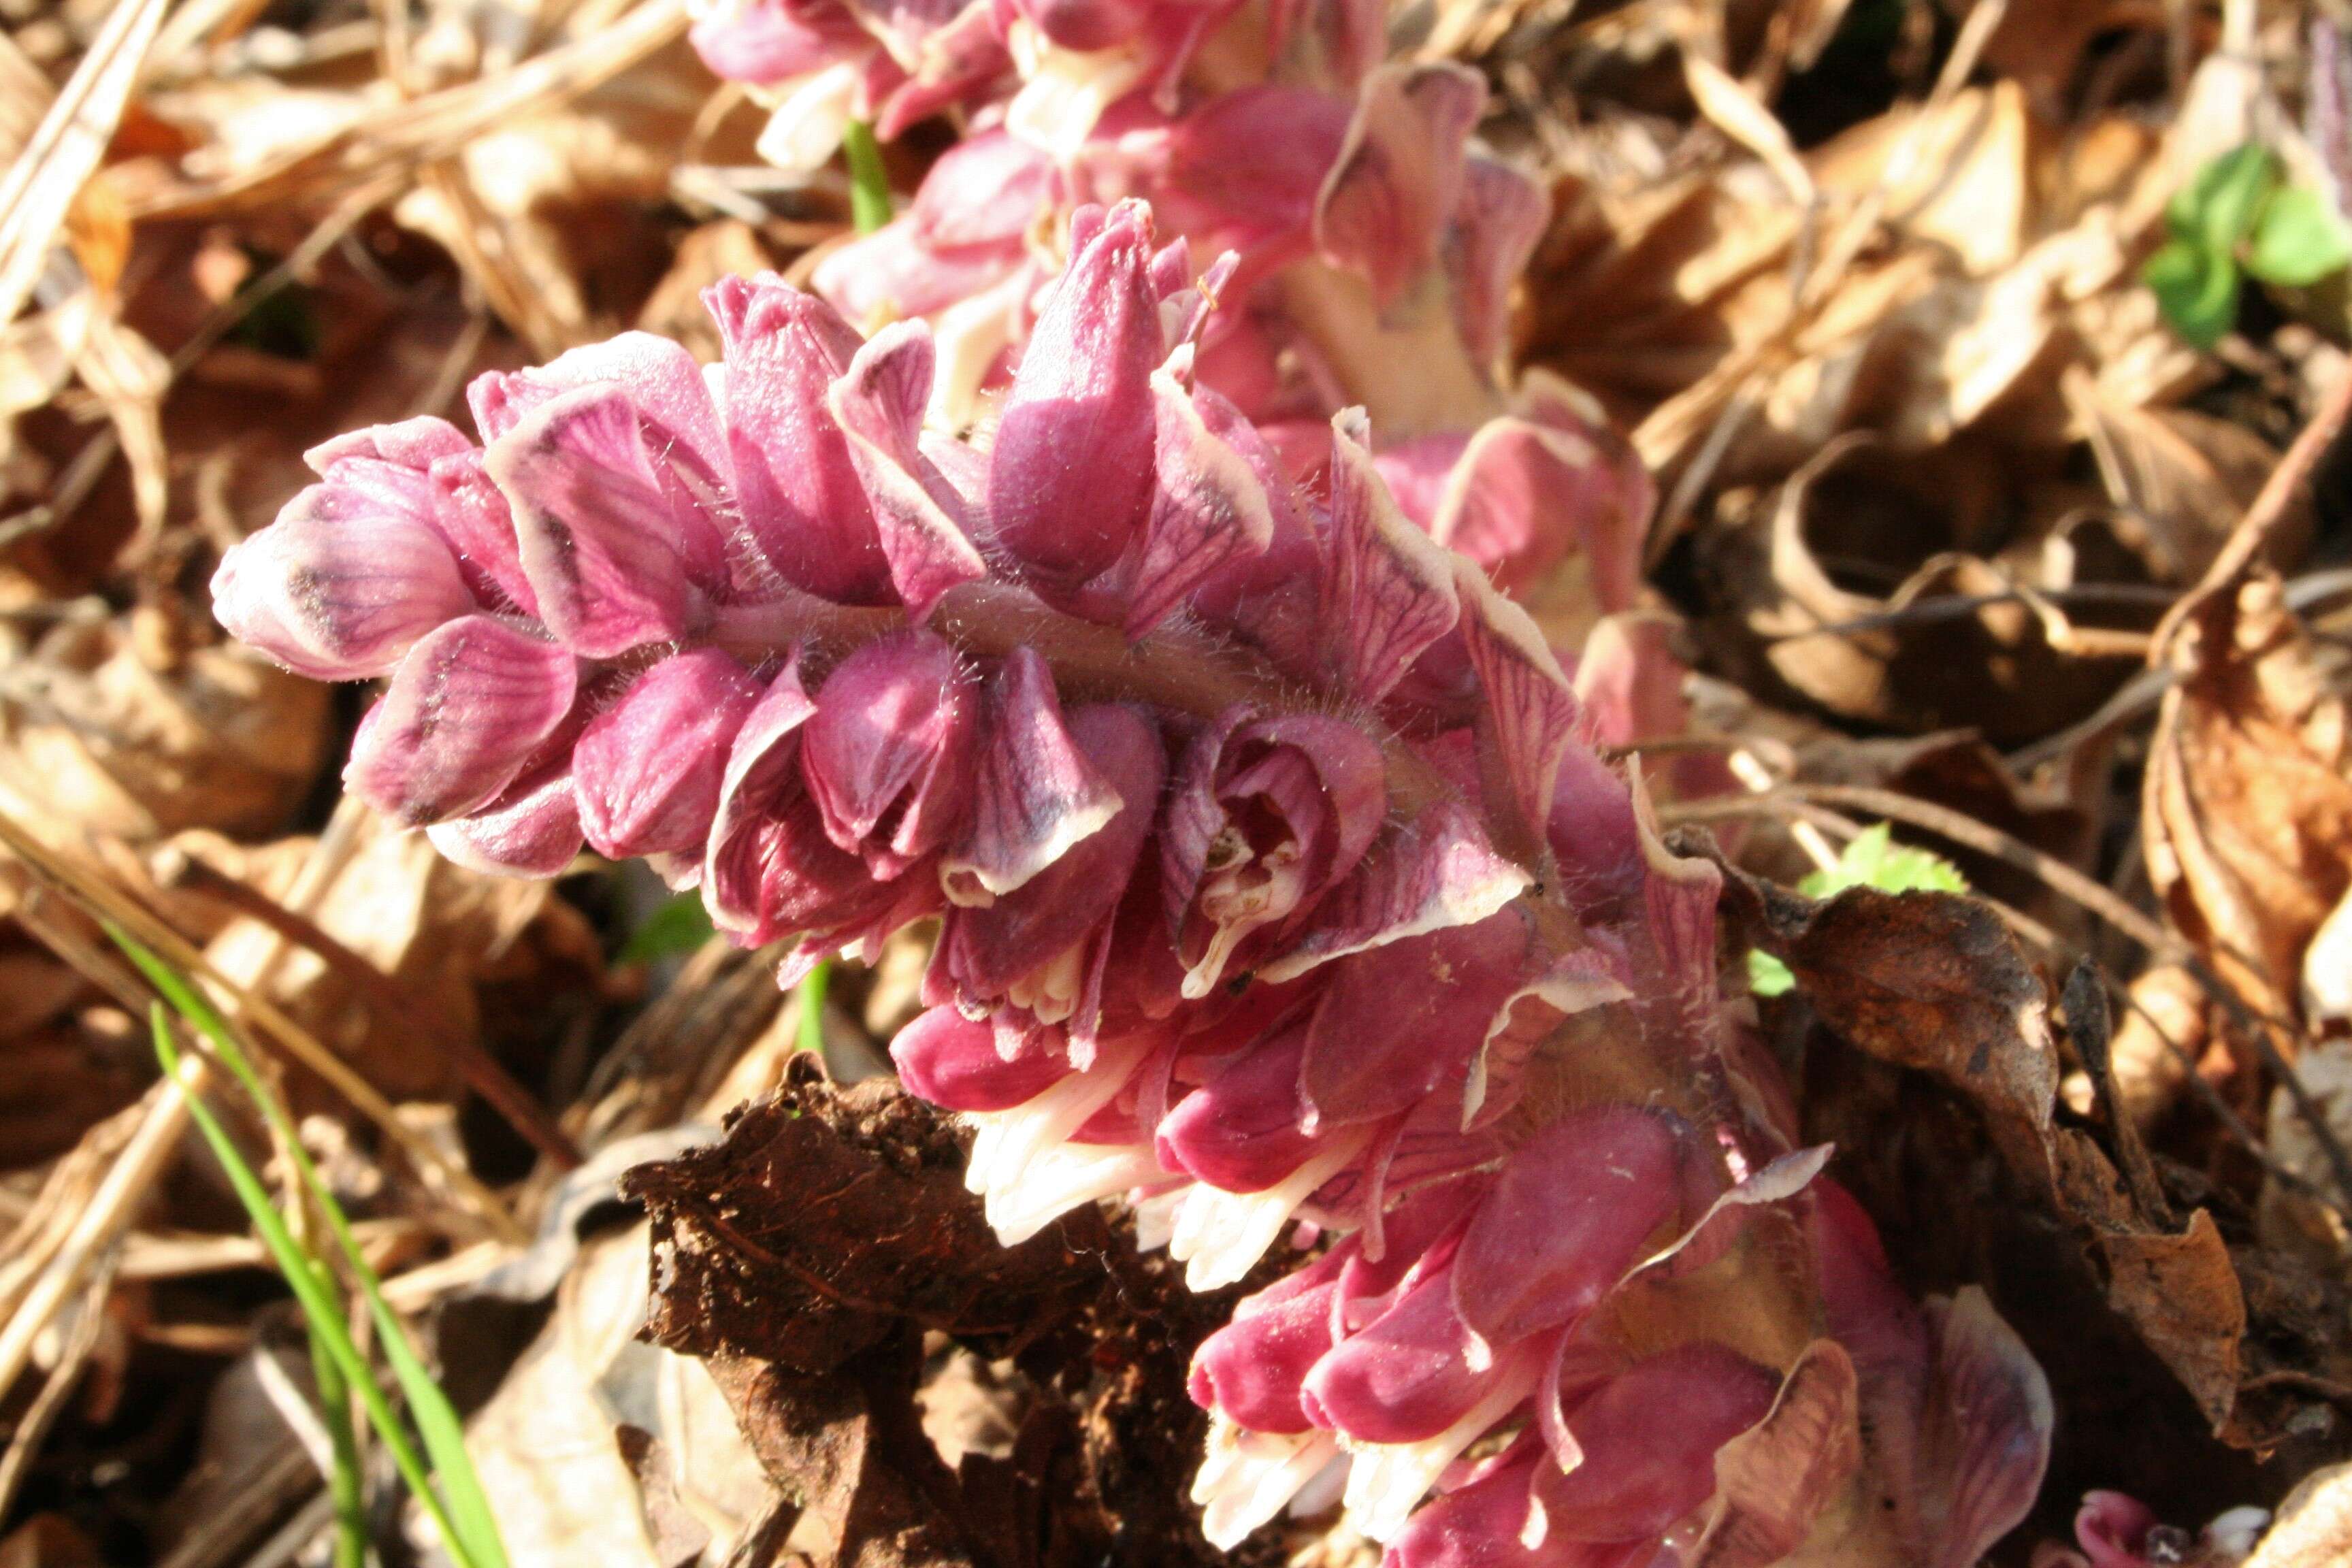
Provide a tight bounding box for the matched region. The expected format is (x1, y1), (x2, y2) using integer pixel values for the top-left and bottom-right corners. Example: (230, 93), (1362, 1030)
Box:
(2147, 572), (2352, 1028)
(624, 1068), (1251, 1567)
(0, 608), (328, 843)
(1718, 864), (2285, 1443)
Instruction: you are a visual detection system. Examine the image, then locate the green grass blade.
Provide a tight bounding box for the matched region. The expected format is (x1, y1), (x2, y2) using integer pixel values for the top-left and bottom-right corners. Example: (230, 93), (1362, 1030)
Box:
(308, 1318), (370, 1568)
(843, 119), (892, 234)
(119, 933), (507, 1568)
(146, 1006), (470, 1563)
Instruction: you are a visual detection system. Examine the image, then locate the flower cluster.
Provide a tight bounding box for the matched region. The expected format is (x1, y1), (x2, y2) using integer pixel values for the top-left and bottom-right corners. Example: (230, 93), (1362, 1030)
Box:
(213, 197), (2051, 1564)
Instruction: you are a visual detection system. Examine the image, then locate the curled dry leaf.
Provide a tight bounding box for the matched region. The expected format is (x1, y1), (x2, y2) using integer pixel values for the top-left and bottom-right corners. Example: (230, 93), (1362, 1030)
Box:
(1702, 436), (2158, 745)
(2147, 572), (2352, 1028)
(1717, 864), (2283, 1441)
(0, 609), (328, 843)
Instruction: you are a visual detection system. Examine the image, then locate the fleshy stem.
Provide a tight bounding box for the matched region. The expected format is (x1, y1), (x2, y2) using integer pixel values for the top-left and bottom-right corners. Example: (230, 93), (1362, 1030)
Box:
(707, 581), (1457, 809)
(843, 120), (893, 235)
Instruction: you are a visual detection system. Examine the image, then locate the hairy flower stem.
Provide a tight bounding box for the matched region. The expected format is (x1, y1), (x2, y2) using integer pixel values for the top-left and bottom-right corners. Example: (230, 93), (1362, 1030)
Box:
(709, 579), (1460, 809)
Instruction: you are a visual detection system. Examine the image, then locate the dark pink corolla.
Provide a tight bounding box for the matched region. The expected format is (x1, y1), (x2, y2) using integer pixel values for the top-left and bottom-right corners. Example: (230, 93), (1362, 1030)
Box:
(212, 194), (2051, 1567)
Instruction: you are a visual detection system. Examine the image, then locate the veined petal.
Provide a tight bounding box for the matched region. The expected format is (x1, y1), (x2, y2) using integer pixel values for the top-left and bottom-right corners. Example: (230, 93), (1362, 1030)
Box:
(1335, 1362), (1538, 1541)
(1192, 1421), (1343, 1552)
(574, 648), (764, 859)
(1445, 156), (1549, 367)
(940, 649), (1124, 903)
(983, 1139), (1162, 1244)
(1169, 1138), (1365, 1291)
(1449, 1107), (1687, 1351)
(1260, 800), (1529, 983)
(1323, 408), (1460, 703)
(987, 199), (1162, 591)
(706, 273), (894, 603)
(702, 655), (821, 935)
(890, 1005), (1073, 1111)
(826, 321), (988, 620)
(1313, 63), (1484, 306)
(801, 629), (979, 876)
(485, 385), (719, 657)
(212, 486), (472, 681)
(469, 331), (732, 514)
(1532, 1343), (1778, 1541)
(1301, 907), (1625, 1132)
(426, 450), (538, 617)
(344, 617), (577, 825)
(1161, 706), (1390, 998)
(427, 762), (583, 879)
(1454, 557), (1578, 849)
(1124, 368), (1277, 637)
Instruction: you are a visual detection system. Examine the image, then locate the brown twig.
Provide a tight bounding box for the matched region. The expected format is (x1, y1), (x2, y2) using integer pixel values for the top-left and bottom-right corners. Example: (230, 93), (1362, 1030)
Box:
(2151, 361), (2352, 668)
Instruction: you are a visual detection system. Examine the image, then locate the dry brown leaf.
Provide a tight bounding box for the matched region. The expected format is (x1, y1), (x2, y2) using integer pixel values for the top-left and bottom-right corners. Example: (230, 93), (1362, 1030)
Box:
(2095, 1209), (2246, 1428)
(0, 610), (328, 843)
(2070, 372), (2295, 585)
(461, 1224), (774, 1568)
(1720, 867), (2262, 1440)
(2146, 574), (2352, 1025)
(197, 811), (601, 1106)
(1705, 436), (2150, 744)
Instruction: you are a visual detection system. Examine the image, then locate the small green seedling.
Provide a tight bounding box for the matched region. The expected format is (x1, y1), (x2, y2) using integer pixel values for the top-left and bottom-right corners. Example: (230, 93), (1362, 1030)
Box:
(2144, 143), (2352, 348)
(1748, 823), (1967, 997)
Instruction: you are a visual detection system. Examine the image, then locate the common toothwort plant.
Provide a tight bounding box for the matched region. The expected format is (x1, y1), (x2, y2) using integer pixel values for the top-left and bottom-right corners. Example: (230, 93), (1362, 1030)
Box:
(214, 199), (2053, 1565)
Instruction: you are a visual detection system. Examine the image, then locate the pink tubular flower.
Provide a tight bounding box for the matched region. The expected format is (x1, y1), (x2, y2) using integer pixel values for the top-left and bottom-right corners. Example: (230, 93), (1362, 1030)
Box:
(213, 193), (2053, 1566)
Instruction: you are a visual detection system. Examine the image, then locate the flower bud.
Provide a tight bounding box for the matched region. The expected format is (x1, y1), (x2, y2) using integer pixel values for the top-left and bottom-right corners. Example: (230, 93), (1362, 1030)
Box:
(574, 648), (764, 860)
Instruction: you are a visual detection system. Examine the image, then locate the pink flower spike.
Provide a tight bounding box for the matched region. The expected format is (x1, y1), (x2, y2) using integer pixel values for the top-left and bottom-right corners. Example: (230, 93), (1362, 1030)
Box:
(468, 331), (733, 505)
(703, 657), (915, 945)
(425, 450), (538, 617)
(826, 321), (990, 621)
(1155, 1017), (1322, 1193)
(706, 273), (893, 604)
(485, 385), (725, 659)
(987, 200), (1164, 592)
(427, 762), (583, 879)
(211, 480), (474, 683)
(800, 630), (979, 877)
(1324, 408), (1461, 703)
(914, 131), (1057, 248)
(343, 617), (578, 826)
(573, 649), (765, 860)
(1009, 0), (1151, 51)
(1315, 63), (1486, 307)
(1260, 798), (1531, 983)
(1448, 1107), (1688, 1352)
(1161, 706), (1388, 998)
(690, 0), (870, 85)
(1123, 368), (1277, 638)
(1454, 558), (1579, 852)
(1299, 907), (1624, 1133)
(1305, 1279), (1548, 1539)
